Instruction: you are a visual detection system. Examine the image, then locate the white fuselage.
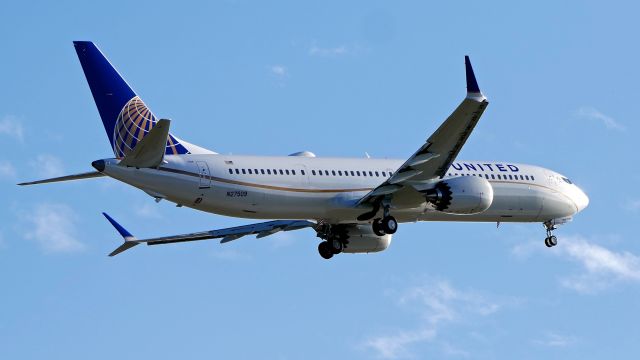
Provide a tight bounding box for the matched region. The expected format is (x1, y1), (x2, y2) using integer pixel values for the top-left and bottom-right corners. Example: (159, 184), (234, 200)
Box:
(100, 154), (589, 225)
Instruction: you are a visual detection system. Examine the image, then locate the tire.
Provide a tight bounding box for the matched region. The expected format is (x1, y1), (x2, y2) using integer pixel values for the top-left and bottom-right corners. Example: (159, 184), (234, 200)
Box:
(372, 219), (386, 236)
(548, 235), (557, 247)
(318, 241), (334, 259)
(544, 237), (551, 248)
(381, 216), (398, 234)
(330, 238), (344, 254)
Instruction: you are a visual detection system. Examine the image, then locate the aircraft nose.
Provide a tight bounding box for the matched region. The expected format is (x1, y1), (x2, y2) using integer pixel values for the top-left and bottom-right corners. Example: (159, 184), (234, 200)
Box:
(574, 187), (589, 212)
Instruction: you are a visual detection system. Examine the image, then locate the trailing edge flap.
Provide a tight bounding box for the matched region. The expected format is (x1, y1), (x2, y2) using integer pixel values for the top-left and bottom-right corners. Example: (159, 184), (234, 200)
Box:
(119, 119), (171, 168)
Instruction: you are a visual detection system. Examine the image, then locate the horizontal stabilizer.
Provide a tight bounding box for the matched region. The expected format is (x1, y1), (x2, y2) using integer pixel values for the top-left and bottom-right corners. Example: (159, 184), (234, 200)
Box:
(103, 212), (140, 256)
(119, 119), (171, 168)
(18, 171), (105, 186)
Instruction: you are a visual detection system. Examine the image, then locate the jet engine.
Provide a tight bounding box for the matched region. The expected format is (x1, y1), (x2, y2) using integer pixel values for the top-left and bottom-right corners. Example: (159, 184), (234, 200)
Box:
(342, 225), (392, 253)
(423, 176), (493, 214)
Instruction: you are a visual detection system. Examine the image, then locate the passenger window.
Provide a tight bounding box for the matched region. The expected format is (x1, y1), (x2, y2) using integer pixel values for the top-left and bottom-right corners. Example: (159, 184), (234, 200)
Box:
(491, 174), (495, 179)
(254, 169), (258, 174)
(531, 176), (535, 181)
(382, 172), (386, 177)
(228, 169), (233, 174)
(261, 169), (265, 175)
(301, 170), (305, 175)
(351, 171), (355, 176)
(508, 175), (512, 180)
(369, 171), (373, 176)
(267, 169), (272, 175)
(273, 169), (277, 175)
(242, 169), (246, 174)
(362, 171), (367, 177)
(285, 170), (290, 175)
(312, 170), (316, 175)
(375, 171), (379, 177)
(235, 169), (240, 174)
(338, 170), (343, 176)
(485, 174), (489, 179)
(497, 174), (501, 179)
(344, 171), (349, 176)
(279, 169), (284, 175)
(248, 169), (253, 174)
(519, 175), (523, 180)
(319, 170), (323, 176)
(325, 170), (329, 176)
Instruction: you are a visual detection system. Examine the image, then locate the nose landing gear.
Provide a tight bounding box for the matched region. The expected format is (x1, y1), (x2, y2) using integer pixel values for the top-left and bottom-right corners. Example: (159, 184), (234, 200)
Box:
(543, 221), (558, 248)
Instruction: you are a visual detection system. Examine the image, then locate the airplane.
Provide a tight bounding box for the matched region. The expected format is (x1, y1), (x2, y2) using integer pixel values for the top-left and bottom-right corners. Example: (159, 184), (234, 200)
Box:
(19, 41), (589, 259)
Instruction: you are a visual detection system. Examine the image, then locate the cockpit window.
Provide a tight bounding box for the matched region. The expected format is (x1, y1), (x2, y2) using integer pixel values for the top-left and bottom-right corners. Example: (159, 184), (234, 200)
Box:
(562, 177), (573, 184)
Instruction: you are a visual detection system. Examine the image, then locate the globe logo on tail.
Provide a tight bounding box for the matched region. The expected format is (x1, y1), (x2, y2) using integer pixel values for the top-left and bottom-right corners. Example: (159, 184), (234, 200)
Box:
(112, 96), (189, 157)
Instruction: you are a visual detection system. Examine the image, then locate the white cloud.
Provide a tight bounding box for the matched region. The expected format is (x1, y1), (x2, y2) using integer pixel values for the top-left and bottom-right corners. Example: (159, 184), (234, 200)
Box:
(270, 65), (288, 77)
(23, 203), (84, 253)
(362, 280), (505, 359)
(364, 329), (435, 359)
(0, 160), (17, 179)
(29, 154), (64, 178)
(309, 45), (349, 57)
(574, 107), (625, 131)
(512, 235), (640, 293)
(0, 115), (24, 141)
(532, 332), (577, 347)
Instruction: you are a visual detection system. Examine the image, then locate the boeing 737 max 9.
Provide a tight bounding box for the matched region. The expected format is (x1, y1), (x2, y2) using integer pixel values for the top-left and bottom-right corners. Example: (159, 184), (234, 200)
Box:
(19, 41), (589, 259)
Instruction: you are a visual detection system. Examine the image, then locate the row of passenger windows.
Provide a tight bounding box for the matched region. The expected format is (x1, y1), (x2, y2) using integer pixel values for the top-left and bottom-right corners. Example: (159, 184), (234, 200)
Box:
(228, 168), (390, 177)
(227, 167), (536, 182)
(448, 173), (535, 181)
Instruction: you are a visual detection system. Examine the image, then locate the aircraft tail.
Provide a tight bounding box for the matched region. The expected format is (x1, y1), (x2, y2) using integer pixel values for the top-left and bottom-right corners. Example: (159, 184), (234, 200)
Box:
(73, 41), (212, 157)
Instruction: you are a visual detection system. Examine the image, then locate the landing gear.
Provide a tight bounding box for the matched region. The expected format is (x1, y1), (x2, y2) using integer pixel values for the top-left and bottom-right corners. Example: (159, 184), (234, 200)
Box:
(543, 222), (558, 248)
(372, 219), (386, 236)
(371, 204), (398, 235)
(544, 235), (557, 248)
(316, 224), (349, 260)
(380, 216), (398, 234)
(318, 241), (334, 259)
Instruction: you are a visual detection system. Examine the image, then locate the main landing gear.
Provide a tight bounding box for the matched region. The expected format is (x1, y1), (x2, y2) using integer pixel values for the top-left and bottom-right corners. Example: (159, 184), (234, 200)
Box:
(372, 216), (397, 236)
(543, 222), (558, 248)
(372, 204), (398, 236)
(317, 225), (349, 260)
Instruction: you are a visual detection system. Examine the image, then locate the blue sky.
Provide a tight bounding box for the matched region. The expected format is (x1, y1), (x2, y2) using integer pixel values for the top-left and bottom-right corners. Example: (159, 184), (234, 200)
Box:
(1, 0), (639, 358)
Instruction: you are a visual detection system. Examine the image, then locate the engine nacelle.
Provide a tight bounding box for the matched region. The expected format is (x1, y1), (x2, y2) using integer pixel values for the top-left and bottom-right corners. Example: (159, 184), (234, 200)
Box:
(342, 225), (392, 253)
(424, 176), (494, 214)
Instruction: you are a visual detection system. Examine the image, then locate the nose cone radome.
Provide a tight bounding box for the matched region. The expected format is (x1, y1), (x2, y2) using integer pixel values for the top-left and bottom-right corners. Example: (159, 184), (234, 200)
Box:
(574, 187), (589, 212)
(92, 159), (106, 172)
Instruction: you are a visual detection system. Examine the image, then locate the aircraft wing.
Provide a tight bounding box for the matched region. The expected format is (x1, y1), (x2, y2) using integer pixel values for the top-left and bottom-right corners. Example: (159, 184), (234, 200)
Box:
(103, 213), (316, 256)
(357, 56), (489, 219)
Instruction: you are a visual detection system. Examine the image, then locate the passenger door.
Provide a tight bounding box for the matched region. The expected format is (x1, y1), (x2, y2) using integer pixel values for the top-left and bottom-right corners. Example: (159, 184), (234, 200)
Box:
(196, 161), (211, 189)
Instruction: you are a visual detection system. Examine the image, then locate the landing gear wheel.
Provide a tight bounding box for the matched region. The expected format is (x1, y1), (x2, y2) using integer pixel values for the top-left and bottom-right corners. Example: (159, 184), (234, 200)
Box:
(318, 241), (334, 259)
(544, 235), (558, 248)
(372, 219), (386, 236)
(329, 238), (344, 254)
(381, 216), (398, 234)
